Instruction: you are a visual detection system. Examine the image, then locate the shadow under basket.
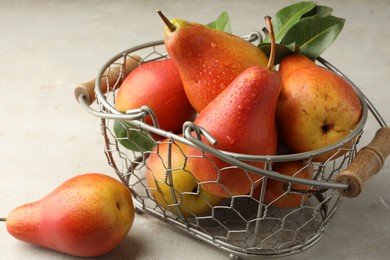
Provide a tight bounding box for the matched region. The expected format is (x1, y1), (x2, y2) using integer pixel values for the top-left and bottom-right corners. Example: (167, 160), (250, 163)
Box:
(75, 33), (390, 259)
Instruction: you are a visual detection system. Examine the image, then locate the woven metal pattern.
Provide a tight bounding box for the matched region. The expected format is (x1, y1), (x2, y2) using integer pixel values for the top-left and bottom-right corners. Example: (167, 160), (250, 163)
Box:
(91, 38), (365, 257)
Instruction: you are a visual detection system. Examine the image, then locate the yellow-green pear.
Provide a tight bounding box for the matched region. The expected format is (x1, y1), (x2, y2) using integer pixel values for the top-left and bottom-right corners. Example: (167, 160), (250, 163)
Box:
(146, 138), (223, 217)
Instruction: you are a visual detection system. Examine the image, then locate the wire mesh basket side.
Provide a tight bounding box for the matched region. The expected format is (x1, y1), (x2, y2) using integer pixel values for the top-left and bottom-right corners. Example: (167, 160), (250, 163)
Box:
(89, 37), (367, 257)
(99, 117), (362, 256)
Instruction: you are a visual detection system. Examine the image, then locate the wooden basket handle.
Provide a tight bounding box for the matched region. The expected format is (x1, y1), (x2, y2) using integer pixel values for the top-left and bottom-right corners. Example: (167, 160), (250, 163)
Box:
(336, 127), (390, 197)
(74, 55), (141, 105)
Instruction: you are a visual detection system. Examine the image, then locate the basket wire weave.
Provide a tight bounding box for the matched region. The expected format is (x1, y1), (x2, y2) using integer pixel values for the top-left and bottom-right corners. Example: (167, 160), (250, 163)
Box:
(77, 33), (388, 258)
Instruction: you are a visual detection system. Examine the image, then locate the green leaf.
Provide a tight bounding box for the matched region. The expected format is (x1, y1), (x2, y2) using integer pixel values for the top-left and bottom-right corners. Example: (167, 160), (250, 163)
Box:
(282, 15), (345, 60)
(207, 11), (232, 33)
(264, 1), (316, 43)
(258, 43), (296, 65)
(113, 120), (156, 152)
(302, 5), (333, 18)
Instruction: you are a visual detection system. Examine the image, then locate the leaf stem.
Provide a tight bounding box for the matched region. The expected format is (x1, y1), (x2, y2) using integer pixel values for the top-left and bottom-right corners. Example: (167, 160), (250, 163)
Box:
(265, 16), (276, 71)
(157, 10), (176, 32)
(0, 217), (7, 222)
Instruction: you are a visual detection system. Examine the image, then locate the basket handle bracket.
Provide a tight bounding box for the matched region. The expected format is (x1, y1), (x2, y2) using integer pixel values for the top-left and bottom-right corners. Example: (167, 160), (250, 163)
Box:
(336, 127), (390, 197)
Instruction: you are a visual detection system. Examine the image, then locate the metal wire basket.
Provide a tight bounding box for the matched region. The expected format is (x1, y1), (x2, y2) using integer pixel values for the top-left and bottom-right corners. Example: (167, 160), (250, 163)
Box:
(75, 33), (390, 258)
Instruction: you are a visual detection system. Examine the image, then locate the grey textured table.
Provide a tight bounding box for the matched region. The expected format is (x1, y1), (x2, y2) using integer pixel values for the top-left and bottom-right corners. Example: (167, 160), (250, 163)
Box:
(1, 1), (389, 259)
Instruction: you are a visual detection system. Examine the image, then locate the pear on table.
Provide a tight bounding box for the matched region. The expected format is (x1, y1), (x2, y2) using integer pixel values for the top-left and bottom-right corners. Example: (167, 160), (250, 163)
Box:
(187, 16), (282, 198)
(158, 10), (269, 112)
(2, 173), (135, 257)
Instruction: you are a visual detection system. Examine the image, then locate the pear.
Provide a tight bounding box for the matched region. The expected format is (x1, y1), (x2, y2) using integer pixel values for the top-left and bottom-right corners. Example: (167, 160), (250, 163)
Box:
(146, 137), (223, 217)
(187, 17), (281, 198)
(158, 11), (269, 112)
(252, 160), (313, 208)
(116, 58), (196, 134)
(276, 54), (362, 162)
(3, 173), (135, 257)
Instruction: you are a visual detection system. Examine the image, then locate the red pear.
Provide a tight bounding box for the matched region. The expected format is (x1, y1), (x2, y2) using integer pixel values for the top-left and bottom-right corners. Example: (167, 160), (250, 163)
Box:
(187, 17), (281, 198)
(158, 11), (269, 112)
(116, 58), (196, 133)
(3, 173), (134, 257)
(252, 161), (313, 208)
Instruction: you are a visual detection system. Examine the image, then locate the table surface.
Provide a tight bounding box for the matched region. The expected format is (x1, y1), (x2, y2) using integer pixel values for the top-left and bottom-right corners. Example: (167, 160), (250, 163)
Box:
(1, 0), (389, 259)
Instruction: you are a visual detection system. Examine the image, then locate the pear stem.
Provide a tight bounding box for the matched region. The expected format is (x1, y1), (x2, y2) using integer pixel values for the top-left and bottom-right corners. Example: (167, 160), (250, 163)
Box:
(157, 10), (176, 32)
(0, 217), (7, 222)
(265, 16), (276, 71)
